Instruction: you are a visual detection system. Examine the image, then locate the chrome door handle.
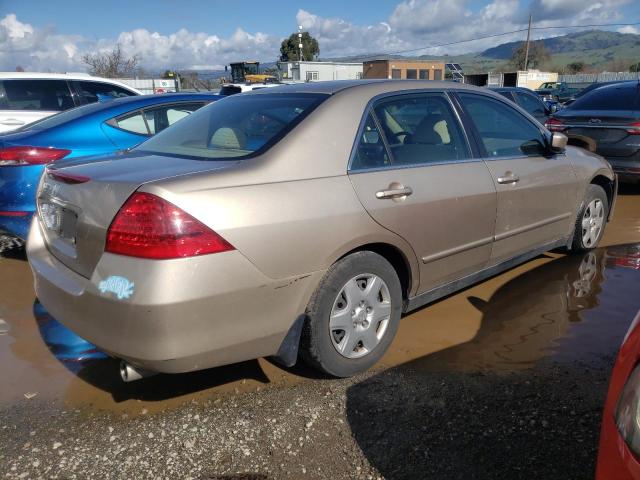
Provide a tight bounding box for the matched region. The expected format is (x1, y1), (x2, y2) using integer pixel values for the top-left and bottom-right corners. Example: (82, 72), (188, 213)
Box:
(497, 173), (520, 184)
(0, 119), (25, 126)
(376, 186), (413, 199)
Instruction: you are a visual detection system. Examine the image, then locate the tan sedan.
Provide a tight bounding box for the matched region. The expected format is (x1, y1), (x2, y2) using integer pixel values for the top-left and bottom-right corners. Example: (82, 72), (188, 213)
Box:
(27, 80), (616, 380)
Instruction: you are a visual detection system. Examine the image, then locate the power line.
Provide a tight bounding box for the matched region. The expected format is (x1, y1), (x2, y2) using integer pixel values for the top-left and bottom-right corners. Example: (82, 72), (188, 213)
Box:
(357, 21), (640, 59)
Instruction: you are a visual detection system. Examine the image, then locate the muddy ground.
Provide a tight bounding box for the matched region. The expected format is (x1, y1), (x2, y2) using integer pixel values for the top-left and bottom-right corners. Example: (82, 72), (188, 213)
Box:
(1, 187), (640, 479)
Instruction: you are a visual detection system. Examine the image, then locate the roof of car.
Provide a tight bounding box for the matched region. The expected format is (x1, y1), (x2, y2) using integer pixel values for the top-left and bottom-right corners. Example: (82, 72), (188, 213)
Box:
(1, 72), (119, 81)
(247, 79), (481, 96)
(489, 86), (535, 93)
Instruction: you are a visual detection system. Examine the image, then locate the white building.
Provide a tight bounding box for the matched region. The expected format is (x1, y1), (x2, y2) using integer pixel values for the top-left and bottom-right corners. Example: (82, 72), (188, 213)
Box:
(279, 61), (363, 82)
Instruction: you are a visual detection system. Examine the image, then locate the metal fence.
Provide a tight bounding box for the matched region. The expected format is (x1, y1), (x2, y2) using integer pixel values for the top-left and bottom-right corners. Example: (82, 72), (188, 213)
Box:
(559, 72), (640, 84)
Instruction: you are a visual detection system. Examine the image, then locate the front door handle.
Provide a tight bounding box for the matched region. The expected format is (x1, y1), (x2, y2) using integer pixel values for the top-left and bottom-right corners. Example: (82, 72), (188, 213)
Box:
(497, 172), (520, 184)
(0, 119), (26, 126)
(376, 185), (413, 200)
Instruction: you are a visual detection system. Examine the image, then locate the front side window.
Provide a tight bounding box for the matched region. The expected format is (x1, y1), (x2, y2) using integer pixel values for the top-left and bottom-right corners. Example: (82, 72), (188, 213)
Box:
(136, 93), (327, 160)
(458, 93), (547, 158)
(351, 114), (389, 170)
(372, 93), (470, 166)
(514, 92), (546, 117)
(76, 81), (136, 104)
(0, 80), (73, 111)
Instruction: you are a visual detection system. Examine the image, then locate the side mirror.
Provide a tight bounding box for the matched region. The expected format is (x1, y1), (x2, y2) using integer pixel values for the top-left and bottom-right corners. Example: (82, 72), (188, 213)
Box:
(550, 132), (568, 153)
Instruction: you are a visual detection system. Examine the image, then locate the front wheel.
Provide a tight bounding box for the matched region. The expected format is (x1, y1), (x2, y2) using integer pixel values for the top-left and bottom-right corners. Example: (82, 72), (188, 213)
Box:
(571, 184), (609, 252)
(300, 251), (402, 377)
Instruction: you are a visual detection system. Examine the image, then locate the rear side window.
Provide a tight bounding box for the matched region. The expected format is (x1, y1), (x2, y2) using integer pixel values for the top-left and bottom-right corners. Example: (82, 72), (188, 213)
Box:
(459, 93), (546, 158)
(514, 92), (546, 117)
(0, 80), (73, 111)
(351, 114), (390, 170)
(570, 85), (639, 110)
(372, 93), (470, 166)
(136, 93), (327, 159)
(111, 102), (205, 136)
(219, 86), (242, 96)
(75, 81), (136, 104)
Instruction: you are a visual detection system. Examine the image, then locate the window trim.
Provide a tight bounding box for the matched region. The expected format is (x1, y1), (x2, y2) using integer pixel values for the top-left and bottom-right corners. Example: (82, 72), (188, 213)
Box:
(451, 90), (555, 161)
(348, 89), (479, 174)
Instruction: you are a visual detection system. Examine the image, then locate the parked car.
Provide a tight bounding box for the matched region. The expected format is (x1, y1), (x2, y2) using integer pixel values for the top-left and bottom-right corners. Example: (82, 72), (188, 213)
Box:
(0, 93), (220, 240)
(546, 82), (640, 183)
(0, 72), (142, 133)
(27, 80), (616, 382)
(490, 86), (557, 123)
(535, 81), (582, 103)
(596, 310), (640, 479)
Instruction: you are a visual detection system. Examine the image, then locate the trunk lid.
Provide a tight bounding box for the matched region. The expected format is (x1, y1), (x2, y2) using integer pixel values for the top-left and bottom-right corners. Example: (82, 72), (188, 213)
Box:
(556, 109), (638, 147)
(37, 152), (240, 278)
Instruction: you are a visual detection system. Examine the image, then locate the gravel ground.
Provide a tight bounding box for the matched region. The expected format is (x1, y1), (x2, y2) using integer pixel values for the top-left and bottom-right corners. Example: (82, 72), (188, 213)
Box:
(0, 354), (613, 480)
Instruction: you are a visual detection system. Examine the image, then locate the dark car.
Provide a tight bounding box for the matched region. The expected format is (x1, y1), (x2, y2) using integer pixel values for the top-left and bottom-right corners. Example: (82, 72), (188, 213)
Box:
(535, 82), (582, 103)
(490, 87), (557, 123)
(547, 82), (640, 183)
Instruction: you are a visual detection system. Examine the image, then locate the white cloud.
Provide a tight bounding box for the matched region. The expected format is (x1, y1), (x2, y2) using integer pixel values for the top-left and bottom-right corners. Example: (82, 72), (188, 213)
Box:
(618, 25), (639, 34)
(0, 0), (637, 73)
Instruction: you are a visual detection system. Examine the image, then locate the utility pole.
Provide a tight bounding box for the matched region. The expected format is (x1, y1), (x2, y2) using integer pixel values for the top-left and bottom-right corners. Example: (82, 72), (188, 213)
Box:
(298, 25), (304, 62)
(523, 14), (532, 71)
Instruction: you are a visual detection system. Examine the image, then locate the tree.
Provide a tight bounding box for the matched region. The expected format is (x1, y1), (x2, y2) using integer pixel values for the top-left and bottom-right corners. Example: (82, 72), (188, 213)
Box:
(510, 41), (551, 70)
(280, 32), (319, 62)
(566, 61), (585, 74)
(630, 62), (640, 72)
(82, 44), (139, 78)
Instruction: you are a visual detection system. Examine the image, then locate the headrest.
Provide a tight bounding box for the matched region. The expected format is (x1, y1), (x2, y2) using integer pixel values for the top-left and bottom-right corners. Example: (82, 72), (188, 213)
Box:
(210, 127), (246, 150)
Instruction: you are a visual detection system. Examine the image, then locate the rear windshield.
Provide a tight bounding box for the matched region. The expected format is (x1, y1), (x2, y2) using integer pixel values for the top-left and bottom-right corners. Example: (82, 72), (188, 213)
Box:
(14, 101), (108, 131)
(569, 85), (639, 111)
(136, 93), (327, 159)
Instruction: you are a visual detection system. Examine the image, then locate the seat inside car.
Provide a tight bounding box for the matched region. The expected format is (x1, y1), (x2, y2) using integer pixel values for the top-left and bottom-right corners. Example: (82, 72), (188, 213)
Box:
(210, 127), (247, 150)
(392, 114), (460, 165)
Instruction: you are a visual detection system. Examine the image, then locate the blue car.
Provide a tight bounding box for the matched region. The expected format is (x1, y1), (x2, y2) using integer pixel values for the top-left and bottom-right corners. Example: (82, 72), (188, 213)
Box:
(0, 93), (220, 240)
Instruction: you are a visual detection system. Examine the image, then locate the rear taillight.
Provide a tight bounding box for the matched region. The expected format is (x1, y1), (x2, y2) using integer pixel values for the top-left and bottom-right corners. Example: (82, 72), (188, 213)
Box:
(626, 122), (640, 135)
(545, 117), (565, 132)
(0, 146), (71, 166)
(105, 192), (234, 259)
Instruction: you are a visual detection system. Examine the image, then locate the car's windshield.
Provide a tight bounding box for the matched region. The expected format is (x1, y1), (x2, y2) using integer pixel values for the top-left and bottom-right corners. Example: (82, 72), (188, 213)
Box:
(136, 93), (328, 159)
(569, 85), (639, 111)
(538, 82), (559, 89)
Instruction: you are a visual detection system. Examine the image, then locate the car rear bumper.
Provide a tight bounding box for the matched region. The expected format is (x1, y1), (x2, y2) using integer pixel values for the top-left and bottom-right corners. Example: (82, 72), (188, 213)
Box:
(27, 218), (322, 374)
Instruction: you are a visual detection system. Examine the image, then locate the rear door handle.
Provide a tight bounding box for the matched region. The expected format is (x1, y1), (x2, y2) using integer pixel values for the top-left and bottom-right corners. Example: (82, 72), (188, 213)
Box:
(0, 119), (26, 126)
(376, 186), (413, 199)
(497, 173), (520, 184)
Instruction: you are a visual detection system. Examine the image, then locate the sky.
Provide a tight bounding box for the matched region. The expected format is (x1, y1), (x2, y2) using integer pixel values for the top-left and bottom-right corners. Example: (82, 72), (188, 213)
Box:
(1, 0), (639, 72)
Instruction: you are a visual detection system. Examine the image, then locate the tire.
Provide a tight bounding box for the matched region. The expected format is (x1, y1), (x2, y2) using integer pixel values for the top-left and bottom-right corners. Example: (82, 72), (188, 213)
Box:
(570, 184), (609, 253)
(300, 251), (402, 377)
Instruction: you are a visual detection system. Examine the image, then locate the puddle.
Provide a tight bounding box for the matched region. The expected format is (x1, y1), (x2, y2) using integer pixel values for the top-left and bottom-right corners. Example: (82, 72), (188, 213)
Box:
(1, 194), (640, 414)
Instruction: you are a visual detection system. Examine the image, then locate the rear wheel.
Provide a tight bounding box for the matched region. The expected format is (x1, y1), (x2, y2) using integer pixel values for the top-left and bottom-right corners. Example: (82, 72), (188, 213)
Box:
(571, 184), (608, 252)
(300, 251), (402, 377)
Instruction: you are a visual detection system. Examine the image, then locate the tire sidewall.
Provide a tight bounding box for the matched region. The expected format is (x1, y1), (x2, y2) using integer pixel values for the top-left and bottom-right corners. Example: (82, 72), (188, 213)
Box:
(304, 251), (402, 377)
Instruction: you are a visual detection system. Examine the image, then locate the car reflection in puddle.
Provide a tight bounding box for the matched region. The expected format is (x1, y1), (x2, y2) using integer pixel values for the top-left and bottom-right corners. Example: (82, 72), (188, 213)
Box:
(346, 244), (640, 480)
(33, 301), (107, 373)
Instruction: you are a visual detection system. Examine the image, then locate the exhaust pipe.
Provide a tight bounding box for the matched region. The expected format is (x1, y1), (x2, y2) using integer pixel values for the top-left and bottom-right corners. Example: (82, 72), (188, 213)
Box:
(119, 361), (156, 382)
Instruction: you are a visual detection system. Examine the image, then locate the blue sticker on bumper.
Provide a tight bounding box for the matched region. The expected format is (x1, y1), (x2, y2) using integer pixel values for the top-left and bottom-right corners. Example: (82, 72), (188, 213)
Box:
(98, 276), (135, 300)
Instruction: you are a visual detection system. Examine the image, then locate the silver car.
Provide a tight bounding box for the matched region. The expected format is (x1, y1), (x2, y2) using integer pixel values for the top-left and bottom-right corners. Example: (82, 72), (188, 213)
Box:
(27, 80), (617, 380)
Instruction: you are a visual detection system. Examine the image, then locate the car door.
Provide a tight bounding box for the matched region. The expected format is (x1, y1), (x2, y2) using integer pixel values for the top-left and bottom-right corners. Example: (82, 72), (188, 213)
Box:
(348, 92), (497, 293)
(513, 90), (549, 123)
(0, 79), (74, 132)
(456, 92), (579, 266)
